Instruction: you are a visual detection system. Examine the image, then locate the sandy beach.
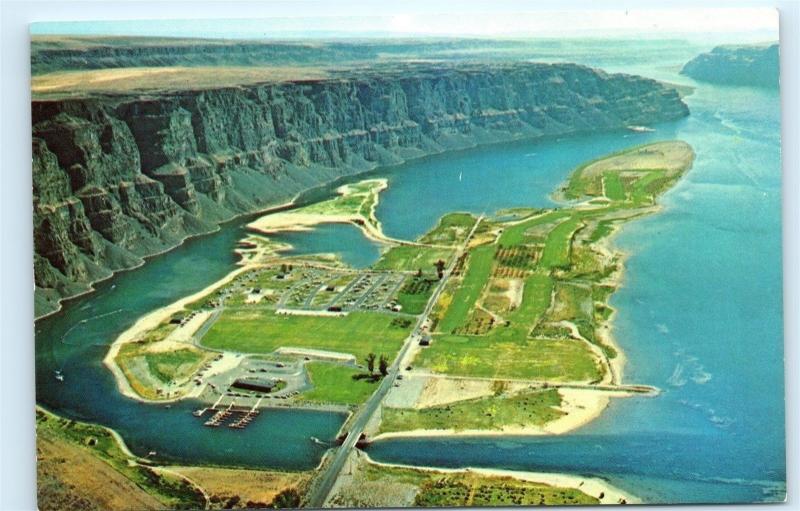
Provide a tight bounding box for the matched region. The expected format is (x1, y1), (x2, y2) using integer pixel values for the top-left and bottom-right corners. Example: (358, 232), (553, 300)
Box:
(103, 263), (256, 403)
(247, 178), (422, 247)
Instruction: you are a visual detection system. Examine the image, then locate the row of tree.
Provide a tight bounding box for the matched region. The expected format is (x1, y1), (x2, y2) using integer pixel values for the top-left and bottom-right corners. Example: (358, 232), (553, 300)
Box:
(364, 352), (389, 376)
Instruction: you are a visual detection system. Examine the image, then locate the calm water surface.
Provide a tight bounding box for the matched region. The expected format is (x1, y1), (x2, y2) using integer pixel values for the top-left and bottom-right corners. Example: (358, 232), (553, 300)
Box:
(35, 43), (783, 502)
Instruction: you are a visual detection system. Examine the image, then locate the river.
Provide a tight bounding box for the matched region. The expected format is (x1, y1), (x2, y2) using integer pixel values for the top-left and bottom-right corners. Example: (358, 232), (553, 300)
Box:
(35, 41), (784, 502)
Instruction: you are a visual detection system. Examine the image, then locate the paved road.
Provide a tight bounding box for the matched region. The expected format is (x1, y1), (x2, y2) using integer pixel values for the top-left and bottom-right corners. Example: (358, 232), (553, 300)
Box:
(305, 215), (484, 508)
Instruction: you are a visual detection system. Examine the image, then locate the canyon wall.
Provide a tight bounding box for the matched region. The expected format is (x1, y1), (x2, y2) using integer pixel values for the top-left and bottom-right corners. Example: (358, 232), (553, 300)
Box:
(32, 62), (689, 317)
(681, 44), (779, 88)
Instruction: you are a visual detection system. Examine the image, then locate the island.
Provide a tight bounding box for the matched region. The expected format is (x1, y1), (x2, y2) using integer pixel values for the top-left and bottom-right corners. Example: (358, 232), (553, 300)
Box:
(80, 139), (695, 507)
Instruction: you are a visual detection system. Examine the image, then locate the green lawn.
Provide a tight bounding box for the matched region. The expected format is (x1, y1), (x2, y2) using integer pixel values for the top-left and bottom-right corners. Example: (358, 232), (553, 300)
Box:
(300, 362), (379, 405)
(380, 388), (564, 433)
(437, 245), (496, 333)
(415, 334), (602, 381)
(201, 310), (410, 361)
(373, 245), (454, 273)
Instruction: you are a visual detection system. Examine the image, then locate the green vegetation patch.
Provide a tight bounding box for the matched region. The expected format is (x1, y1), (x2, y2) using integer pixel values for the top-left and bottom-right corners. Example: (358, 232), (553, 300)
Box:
(419, 213), (478, 246)
(539, 214), (584, 269)
(300, 362), (379, 405)
(415, 335), (601, 381)
(437, 245), (495, 333)
(116, 343), (211, 400)
(563, 141), (693, 201)
(349, 462), (598, 507)
(603, 172), (626, 201)
(380, 388), (564, 433)
(497, 210), (569, 247)
(395, 275), (436, 315)
(374, 245), (454, 273)
(415, 474), (599, 506)
(201, 310), (410, 361)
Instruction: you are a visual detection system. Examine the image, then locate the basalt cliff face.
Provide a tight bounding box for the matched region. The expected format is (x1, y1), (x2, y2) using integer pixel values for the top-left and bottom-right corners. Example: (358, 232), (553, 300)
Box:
(32, 63), (689, 317)
(681, 44), (779, 88)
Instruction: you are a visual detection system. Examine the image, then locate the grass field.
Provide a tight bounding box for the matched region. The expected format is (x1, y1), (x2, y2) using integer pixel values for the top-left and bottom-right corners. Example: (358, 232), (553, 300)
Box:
(379, 388), (564, 433)
(436, 245), (496, 333)
(201, 310), (411, 361)
(300, 362), (380, 405)
(373, 245), (454, 273)
(36, 409), (204, 510)
(415, 334), (602, 381)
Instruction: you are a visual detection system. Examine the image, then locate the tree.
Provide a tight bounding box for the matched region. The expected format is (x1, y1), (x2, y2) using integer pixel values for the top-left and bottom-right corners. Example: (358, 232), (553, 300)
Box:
(378, 354), (389, 376)
(434, 259), (446, 279)
(416, 268), (423, 278)
(365, 353), (376, 373)
(271, 488), (301, 509)
(280, 263), (288, 274)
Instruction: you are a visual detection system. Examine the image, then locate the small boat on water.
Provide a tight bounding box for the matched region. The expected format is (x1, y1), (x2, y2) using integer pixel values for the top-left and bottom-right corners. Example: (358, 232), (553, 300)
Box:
(54, 370), (64, 382)
(627, 125), (656, 132)
(458, 171), (463, 182)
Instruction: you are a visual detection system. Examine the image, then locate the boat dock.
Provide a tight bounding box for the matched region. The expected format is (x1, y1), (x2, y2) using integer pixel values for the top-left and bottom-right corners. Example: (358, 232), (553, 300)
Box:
(204, 399), (236, 427)
(228, 398), (262, 429)
(197, 397), (264, 430)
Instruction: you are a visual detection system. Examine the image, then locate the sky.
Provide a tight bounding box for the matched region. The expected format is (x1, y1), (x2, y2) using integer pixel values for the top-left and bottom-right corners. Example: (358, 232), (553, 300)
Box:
(29, 6), (779, 42)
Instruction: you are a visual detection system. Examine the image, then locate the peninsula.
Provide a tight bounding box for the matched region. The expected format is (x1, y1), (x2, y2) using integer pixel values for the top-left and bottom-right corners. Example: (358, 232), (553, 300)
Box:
(98, 139), (694, 507)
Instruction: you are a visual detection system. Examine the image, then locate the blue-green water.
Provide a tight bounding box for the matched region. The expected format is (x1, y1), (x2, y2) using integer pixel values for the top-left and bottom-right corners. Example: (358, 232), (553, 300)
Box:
(271, 223), (383, 268)
(34, 42), (783, 502)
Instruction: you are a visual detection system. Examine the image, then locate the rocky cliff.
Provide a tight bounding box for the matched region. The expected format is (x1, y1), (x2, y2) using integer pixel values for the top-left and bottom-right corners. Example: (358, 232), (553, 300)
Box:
(33, 62), (689, 317)
(681, 43), (779, 88)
